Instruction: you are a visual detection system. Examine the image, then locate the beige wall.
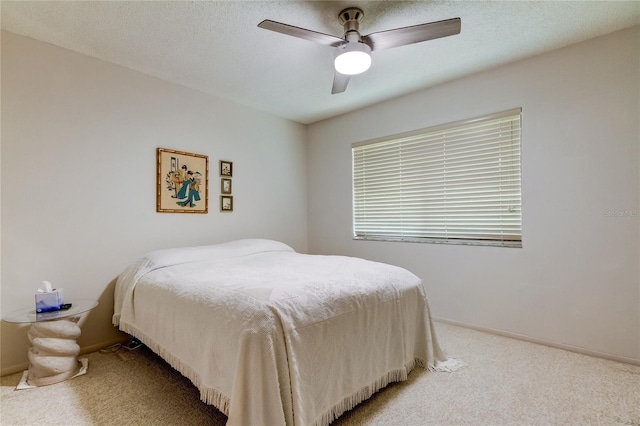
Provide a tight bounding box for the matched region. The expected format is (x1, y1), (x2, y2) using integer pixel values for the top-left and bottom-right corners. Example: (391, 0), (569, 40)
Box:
(307, 27), (640, 363)
(1, 32), (308, 373)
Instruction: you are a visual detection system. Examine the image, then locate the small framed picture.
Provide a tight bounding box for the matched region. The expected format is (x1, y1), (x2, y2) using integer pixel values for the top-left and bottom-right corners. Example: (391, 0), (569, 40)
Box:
(221, 195), (233, 212)
(220, 160), (233, 177)
(221, 178), (232, 194)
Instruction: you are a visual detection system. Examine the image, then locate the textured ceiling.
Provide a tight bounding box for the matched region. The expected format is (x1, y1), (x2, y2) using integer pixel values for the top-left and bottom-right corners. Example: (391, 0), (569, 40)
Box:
(2, 1), (639, 124)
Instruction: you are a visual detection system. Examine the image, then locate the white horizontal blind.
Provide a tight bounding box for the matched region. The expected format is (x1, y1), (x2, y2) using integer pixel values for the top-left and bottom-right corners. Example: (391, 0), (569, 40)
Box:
(352, 108), (522, 247)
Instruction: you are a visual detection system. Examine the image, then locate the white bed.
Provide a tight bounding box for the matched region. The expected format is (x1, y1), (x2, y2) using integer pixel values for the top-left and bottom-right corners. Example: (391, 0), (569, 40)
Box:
(113, 239), (459, 426)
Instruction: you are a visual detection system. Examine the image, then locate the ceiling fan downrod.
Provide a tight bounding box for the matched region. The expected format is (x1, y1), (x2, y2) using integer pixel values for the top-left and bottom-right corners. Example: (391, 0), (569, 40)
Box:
(339, 7), (365, 43)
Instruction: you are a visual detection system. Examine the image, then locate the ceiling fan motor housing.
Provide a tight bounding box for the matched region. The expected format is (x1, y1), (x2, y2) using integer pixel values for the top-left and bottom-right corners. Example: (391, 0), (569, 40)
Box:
(339, 7), (364, 40)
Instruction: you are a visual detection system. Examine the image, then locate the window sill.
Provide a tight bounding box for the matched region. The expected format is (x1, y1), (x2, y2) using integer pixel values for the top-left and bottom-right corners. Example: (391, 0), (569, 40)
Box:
(353, 236), (522, 248)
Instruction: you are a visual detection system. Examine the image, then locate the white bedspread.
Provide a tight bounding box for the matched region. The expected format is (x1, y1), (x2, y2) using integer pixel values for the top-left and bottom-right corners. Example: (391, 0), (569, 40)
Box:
(113, 239), (459, 426)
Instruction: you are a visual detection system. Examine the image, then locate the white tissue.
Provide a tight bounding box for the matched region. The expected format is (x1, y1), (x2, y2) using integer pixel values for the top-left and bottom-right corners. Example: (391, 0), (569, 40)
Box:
(38, 281), (54, 293)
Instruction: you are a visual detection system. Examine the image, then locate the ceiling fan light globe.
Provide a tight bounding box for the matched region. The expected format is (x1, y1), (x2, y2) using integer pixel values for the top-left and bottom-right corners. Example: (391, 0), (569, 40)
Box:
(334, 43), (371, 75)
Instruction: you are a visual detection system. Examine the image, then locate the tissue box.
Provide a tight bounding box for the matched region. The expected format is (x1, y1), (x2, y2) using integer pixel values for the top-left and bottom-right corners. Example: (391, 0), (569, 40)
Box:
(35, 289), (64, 313)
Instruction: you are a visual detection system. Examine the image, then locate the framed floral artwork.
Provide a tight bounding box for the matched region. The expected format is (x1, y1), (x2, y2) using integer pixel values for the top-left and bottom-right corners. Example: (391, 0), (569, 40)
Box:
(157, 148), (208, 213)
(221, 178), (232, 194)
(221, 196), (233, 212)
(220, 160), (233, 177)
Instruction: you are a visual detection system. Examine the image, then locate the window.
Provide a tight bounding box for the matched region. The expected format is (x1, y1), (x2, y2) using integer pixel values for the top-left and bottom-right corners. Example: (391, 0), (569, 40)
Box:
(352, 108), (522, 247)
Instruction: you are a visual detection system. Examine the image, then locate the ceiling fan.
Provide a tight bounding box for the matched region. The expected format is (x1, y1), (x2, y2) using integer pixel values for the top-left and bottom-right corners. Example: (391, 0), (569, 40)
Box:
(258, 7), (461, 94)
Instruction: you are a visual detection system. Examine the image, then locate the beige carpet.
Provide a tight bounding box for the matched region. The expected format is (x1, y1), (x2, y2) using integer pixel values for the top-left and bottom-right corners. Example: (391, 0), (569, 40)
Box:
(2, 322), (638, 426)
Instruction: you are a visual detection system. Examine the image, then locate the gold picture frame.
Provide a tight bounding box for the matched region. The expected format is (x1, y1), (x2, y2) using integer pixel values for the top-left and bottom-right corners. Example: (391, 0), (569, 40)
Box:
(221, 196), (233, 212)
(221, 178), (232, 194)
(157, 148), (208, 213)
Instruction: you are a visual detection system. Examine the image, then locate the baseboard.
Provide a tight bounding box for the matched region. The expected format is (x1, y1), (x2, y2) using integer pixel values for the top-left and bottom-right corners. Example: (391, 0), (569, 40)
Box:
(1, 362), (28, 377)
(433, 317), (640, 367)
(1, 337), (129, 377)
(79, 337), (129, 356)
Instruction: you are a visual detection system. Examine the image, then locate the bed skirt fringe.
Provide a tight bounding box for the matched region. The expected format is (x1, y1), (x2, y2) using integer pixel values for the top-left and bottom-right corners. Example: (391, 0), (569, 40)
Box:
(312, 356), (465, 426)
(428, 357), (467, 373)
(118, 322), (231, 416)
(118, 321), (465, 426)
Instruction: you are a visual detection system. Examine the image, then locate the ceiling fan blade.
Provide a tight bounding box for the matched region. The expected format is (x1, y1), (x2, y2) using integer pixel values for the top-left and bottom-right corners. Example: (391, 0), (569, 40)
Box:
(331, 72), (350, 94)
(363, 18), (461, 51)
(258, 20), (345, 47)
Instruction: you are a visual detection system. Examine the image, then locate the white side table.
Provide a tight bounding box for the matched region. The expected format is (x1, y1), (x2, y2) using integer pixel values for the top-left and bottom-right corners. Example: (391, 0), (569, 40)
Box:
(3, 299), (98, 387)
